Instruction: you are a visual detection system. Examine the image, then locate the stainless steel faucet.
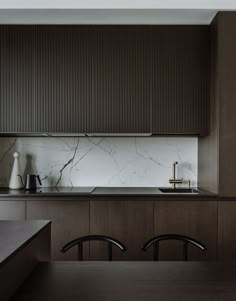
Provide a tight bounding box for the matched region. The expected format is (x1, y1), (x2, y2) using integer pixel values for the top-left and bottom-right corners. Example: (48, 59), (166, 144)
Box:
(169, 161), (183, 189)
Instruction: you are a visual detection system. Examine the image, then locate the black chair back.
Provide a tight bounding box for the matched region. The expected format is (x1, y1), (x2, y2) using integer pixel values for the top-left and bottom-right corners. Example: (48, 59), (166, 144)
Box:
(61, 235), (127, 261)
(142, 234), (207, 261)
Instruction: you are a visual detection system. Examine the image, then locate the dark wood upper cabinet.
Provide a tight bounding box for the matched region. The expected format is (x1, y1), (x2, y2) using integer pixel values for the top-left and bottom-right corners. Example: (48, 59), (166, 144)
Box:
(86, 26), (151, 133)
(0, 25), (151, 134)
(151, 26), (210, 135)
(0, 25), (210, 135)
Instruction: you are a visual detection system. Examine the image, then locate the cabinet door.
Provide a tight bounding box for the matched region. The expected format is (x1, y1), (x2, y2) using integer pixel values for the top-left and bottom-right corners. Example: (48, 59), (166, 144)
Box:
(90, 200), (153, 261)
(0, 27), (35, 133)
(152, 26), (210, 135)
(0, 26), (88, 133)
(27, 200), (89, 260)
(154, 200), (217, 261)
(0, 25), (151, 134)
(218, 201), (236, 261)
(87, 26), (151, 133)
(0, 201), (25, 220)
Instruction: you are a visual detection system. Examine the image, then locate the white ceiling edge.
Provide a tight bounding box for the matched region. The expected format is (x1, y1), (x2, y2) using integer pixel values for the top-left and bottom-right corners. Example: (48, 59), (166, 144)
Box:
(0, 0), (236, 9)
(0, 9), (218, 25)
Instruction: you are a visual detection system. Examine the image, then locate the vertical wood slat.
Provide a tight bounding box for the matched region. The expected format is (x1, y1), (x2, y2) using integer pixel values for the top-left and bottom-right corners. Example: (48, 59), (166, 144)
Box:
(0, 25), (151, 134)
(152, 26), (210, 135)
(0, 25), (210, 135)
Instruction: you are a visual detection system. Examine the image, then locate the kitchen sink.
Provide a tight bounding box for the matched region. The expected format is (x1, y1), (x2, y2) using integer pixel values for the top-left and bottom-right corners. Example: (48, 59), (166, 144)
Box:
(159, 188), (199, 194)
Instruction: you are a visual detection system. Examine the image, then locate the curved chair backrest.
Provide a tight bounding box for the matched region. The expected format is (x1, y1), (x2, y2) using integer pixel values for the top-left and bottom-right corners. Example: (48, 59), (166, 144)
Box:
(142, 234), (207, 261)
(61, 235), (127, 261)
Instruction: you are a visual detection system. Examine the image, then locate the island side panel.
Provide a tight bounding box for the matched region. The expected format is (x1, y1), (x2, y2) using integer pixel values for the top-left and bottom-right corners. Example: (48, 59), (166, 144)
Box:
(0, 223), (51, 301)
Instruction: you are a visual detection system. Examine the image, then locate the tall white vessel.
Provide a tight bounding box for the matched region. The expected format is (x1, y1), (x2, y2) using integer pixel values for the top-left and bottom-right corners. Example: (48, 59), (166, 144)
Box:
(9, 152), (24, 189)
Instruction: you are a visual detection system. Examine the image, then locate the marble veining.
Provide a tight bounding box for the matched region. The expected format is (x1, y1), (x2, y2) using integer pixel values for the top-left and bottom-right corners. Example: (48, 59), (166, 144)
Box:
(0, 137), (198, 188)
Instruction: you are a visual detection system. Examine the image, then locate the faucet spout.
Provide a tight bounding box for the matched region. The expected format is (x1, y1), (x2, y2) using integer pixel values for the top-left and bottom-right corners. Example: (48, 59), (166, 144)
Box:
(173, 161), (178, 183)
(169, 161), (183, 189)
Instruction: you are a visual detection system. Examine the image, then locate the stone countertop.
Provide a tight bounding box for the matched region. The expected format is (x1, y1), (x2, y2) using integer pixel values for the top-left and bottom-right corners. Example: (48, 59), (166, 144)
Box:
(92, 187), (215, 197)
(0, 220), (51, 267)
(0, 187), (217, 198)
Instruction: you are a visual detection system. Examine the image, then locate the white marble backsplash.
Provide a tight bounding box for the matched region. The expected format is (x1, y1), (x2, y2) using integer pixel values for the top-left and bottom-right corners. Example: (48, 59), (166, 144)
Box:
(0, 137), (198, 188)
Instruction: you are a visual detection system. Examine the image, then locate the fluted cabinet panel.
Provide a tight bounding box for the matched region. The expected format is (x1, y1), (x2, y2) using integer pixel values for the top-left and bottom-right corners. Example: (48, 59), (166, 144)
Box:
(0, 25), (151, 134)
(0, 27), (36, 132)
(0, 25), (210, 135)
(151, 26), (210, 135)
(80, 26), (151, 133)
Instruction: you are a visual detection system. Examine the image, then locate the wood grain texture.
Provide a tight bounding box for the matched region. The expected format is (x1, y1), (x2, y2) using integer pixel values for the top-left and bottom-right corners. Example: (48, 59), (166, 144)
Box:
(151, 26), (210, 135)
(154, 200), (218, 261)
(217, 13), (236, 197)
(26, 200), (90, 260)
(199, 12), (236, 197)
(90, 200), (154, 260)
(198, 16), (219, 193)
(0, 25), (210, 135)
(12, 261), (236, 301)
(218, 201), (236, 261)
(0, 25), (151, 134)
(0, 201), (26, 220)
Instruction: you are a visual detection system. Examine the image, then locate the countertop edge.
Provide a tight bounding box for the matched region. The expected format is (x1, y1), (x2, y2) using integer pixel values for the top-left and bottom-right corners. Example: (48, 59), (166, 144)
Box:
(0, 187), (218, 199)
(0, 220), (51, 268)
(0, 194), (218, 201)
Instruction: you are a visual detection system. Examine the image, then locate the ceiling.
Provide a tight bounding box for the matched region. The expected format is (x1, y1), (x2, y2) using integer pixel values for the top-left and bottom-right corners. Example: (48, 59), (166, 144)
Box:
(0, 9), (219, 24)
(0, 0), (236, 9)
(0, 1), (235, 24)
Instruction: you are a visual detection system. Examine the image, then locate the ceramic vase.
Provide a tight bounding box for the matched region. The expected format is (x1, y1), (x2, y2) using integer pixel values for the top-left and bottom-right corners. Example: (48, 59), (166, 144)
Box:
(9, 152), (24, 189)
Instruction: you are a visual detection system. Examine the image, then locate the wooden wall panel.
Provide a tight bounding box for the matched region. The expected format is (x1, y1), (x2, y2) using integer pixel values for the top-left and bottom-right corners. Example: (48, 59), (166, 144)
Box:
(152, 26), (210, 135)
(218, 201), (236, 261)
(198, 12), (236, 197)
(217, 13), (236, 197)
(198, 17), (219, 193)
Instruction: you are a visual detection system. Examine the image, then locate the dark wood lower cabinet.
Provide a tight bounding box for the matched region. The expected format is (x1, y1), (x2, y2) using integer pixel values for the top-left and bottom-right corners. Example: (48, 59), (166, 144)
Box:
(154, 200), (218, 261)
(16, 198), (232, 262)
(0, 201), (26, 220)
(218, 201), (236, 261)
(90, 200), (154, 261)
(26, 200), (90, 260)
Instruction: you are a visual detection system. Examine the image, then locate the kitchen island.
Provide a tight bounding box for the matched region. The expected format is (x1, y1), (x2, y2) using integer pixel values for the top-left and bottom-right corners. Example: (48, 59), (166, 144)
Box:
(0, 220), (51, 301)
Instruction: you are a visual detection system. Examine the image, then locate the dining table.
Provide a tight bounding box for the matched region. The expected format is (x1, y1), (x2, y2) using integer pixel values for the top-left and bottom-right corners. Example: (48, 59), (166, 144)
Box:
(11, 261), (236, 301)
